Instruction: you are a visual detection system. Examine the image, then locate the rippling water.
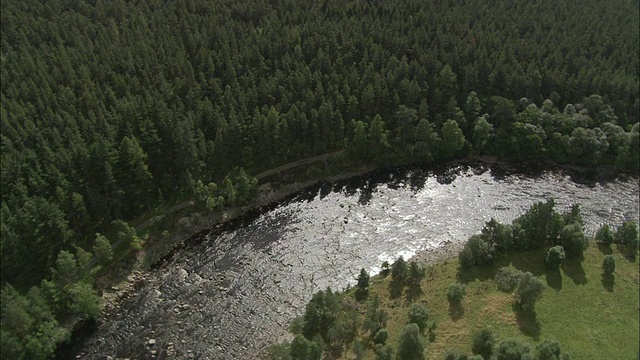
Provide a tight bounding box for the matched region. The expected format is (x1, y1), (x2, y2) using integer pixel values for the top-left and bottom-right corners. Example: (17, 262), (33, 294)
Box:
(75, 163), (639, 359)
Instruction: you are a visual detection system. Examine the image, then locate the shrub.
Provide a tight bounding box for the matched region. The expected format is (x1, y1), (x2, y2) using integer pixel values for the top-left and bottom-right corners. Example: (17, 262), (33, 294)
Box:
(472, 328), (495, 359)
(444, 351), (469, 360)
(407, 303), (430, 333)
(595, 223), (614, 245)
(447, 283), (467, 305)
(374, 344), (394, 360)
(495, 267), (525, 292)
(396, 323), (425, 360)
(559, 222), (588, 259)
(545, 246), (565, 271)
(481, 218), (514, 253)
(290, 335), (321, 360)
(514, 272), (545, 312)
(496, 338), (531, 360)
(535, 339), (566, 360)
(615, 221), (639, 256)
(459, 235), (496, 268)
(602, 255), (616, 275)
(373, 329), (388, 345)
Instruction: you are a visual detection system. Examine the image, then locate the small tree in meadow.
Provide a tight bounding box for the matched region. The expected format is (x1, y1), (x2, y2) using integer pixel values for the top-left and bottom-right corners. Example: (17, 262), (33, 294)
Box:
(514, 272), (545, 312)
(602, 255), (616, 275)
(545, 246), (565, 271)
(447, 283), (467, 306)
(407, 303), (430, 333)
(471, 328), (495, 359)
(396, 323), (425, 360)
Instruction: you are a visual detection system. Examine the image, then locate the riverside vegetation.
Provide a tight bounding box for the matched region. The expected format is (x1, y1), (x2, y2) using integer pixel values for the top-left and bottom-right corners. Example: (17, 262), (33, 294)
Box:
(266, 201), (639, 360)
(1, 0), (639, 358)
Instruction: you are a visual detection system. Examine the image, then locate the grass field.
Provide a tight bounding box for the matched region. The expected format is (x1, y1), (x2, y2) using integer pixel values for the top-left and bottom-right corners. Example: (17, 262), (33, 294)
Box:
(342, 244), (639, 360)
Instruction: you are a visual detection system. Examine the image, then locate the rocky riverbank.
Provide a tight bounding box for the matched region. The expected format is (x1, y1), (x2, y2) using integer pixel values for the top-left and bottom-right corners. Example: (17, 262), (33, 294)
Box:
(67, 162), (638, 359)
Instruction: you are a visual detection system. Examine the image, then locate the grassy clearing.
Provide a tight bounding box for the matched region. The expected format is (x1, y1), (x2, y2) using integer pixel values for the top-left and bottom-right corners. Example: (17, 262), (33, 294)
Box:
(342, 244), (639, 360)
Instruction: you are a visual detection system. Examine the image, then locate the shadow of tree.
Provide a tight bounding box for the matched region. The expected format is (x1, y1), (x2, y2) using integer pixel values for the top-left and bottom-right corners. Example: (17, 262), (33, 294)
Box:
(512, 304), (541, 339)
(561, 258), (587, 285)
(457, 264), (496, 284)
(601, 273), (615, 292)
(428, 330), (436, 343)
(448, 303), (464, 321)
(389, 281), (404, 299)
(545, 269), (562, 291)
(597, 243), (613, 255)
(405, 284), (423, 304)
(457, 249), (547, 285)
(616, 244), (638, 263)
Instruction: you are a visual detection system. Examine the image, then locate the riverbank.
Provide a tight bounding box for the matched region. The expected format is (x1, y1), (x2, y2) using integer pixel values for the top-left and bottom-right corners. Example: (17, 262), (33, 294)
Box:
(64, 157), (638, 359)
(93, 155), (637, 329)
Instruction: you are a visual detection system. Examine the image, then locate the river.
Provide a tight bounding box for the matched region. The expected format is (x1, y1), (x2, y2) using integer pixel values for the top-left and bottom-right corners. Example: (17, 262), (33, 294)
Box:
(72, 162), (639, 359)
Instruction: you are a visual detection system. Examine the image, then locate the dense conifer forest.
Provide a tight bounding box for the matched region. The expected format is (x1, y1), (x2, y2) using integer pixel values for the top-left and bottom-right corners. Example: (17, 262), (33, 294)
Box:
(1, 0), (638, 358)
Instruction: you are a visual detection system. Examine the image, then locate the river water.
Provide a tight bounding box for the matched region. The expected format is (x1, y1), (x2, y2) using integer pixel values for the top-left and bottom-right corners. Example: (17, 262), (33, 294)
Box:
(74, 162), (638, 359)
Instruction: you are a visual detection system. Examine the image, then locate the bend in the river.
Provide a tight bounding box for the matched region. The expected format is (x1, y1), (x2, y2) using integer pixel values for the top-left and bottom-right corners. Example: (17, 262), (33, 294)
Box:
(72, 162), (639, 359)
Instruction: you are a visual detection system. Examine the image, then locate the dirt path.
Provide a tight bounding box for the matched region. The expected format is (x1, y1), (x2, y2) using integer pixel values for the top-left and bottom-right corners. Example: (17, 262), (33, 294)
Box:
(254, 151), (343, 180)
(134, 151), (343, 232)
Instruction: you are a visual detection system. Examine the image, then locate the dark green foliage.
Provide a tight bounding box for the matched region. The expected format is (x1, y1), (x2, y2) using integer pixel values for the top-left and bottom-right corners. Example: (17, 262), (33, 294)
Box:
(514, 272), (546, 312)
(512, 200), (564, 250)
(302, 288), (340, 341)
(362, 294), (388, 339)
(290, 334), (321, 360)
(562, 204), (585, 227)
(496, 338), (531, 360)
(1, 0), (639, 354)
(407, 303), (430, 333)
(535, 339), (568, 360)
(375, 344), (394, 360)
(93, 233), (113, 265)
(380, 261), (391, 277)
(445, 351), (470, 360)
(396, 323), (425, 360)
(459, 235), (496, 268)
(391, 257), (408, 286)
(545, 246), (566, 271)
(495, 267), (525, 292)
(326, 297), (360, 353)
(265, 343), (292, 360)
(481, 218), (513, 253)
(472, 328), (495, 359)
(602, 255), (616, 275)
(559, 223), (588, 259)
(408, 261), (426, 287)
(355, 268), (370, 301)
(595, 224), (614, 246)
(615, 221), (639, 252)
(352, 339), (365, 360)
(440, 120), (466, 159)
(1, 285), (70, 360)
(447, 283), (467, 306)
(224, 167), (258, 206)
(373, 329), (389, 345)
(67, 282), (102, 319)
(52, 250), (78, 287)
